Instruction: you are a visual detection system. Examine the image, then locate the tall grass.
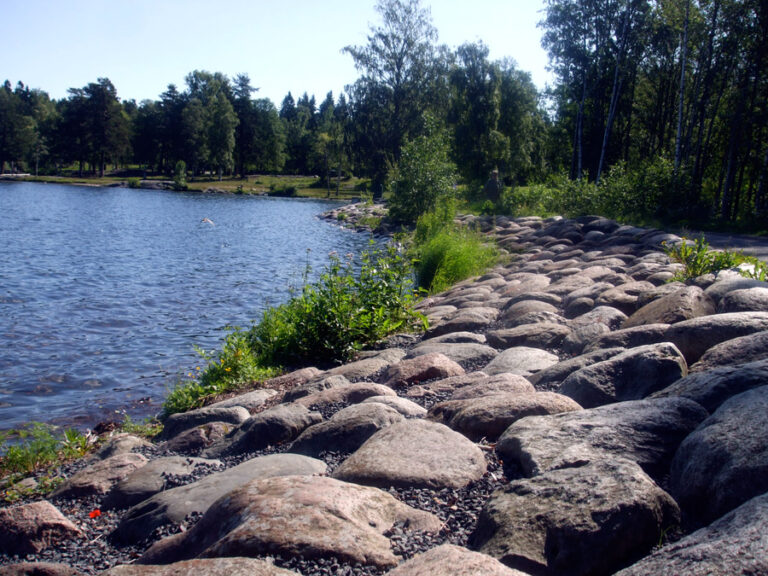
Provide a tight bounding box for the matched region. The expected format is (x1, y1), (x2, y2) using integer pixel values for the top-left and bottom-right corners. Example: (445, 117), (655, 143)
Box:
(411, 206), (499, 293)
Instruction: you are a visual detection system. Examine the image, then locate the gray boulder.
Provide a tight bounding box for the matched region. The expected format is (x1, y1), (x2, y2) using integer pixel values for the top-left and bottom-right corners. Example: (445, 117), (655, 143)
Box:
(528, 347), (625, 391)
(111, 453), (327, 544)
(361, 395), (427, 417)
(289, 402), (403, 457)
(282, 374), (351, 402)
(385, 544), (529, 576)
(384, 353), (465, 388)
(425, 307), (499, 338)
(429, 392), (582, 441)
(669, 385), (768, 526)
(595, 281), (657, 315)
(333, 419), (487, 489)
(407, 341), (498, 366)
(623, 285), (715, 328)
(0, 501), (83, 555)
(614, 493), (768, 576)
(161, 422), (232, 455)
(496, 397), (708, 481)
(583, 323), (670, 353)
(448, 373), (535, 400)
(294, 381), (397, 408)
(323, 348), (407, 382)
(690, 329), (768, 372)
(663, 311), (768, 364)
(471, 458), (680, 576)
(651, 358), (768, 413)
(203, 403), (322, 458)
(100, 557), (300, 575)
(718, 286), (768, 312)
(486, 323), (572, 350)
(207, 388), (277, 411)
(159, 405), (250, 441)
(704, 277), (768, 305)
(138, 475), (441, 569)
(558, 343), (688, 408)
(51, 453), (148, 499)
(103, 456), (221, 510)
(482, 347), (559, 378)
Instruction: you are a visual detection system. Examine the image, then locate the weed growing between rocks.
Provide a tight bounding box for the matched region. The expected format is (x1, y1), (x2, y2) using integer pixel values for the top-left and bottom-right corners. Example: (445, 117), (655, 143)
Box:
(663, 236), (768, 282)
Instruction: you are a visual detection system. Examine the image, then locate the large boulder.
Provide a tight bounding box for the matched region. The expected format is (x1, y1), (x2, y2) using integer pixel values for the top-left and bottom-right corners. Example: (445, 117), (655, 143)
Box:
(323, 348), (407, 382)
(689, 329), (768, 372)
(663, 311), (768, 364)
(406, 341), (499, 367)
(429, 392), (582, 441)
(558, 343), (688, 408)
(50, 453), (148, 499)
(486, 323), (572, 351)
(651, 358), (768, 413)
(333, 419), (487, 490)
(448, 373), (535, 400)
(470, 458), (680, 576)
(206, 388), (278, 411)
(294, 381), (397, 408)
(288, 402), (403, 457)
(622, 285), (715, 328)
(102, 456), (221, 510)
(528, 347), (625, 391)
(385, 544), (529, 576)
(0, 563), (84, 576)
(582, 324), (670, 353)
(100, 557), (299, 575)
(614, 493), (768, 576)
(138, 475), (441, 569)
(384, 353), (465, 387)
(202, 403), (322, 458)
(669, 385), (768, 526)
(482, 347), (559, 378)
(496, 397), (708, 481)
(159, 406), (250, 441)
(111, 454), (327, 545)
(717, 286), (768, 312)
(0, 501), (83, 555)
(425, 307), (499, 338)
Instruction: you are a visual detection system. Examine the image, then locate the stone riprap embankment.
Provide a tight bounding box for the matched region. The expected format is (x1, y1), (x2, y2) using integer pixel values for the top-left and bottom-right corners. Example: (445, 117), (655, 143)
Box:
(2, 209), (768, 576)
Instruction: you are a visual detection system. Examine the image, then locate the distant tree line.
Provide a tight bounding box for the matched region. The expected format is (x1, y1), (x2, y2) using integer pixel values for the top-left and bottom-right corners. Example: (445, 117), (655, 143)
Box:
(1, 0), (765, 223)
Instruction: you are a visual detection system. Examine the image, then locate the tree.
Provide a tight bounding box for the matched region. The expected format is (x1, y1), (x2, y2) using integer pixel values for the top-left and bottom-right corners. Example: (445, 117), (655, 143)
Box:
(207, 91), (238, 180)
(344, 0), (442, 192)
(0, 83), (36, 173)
(387, 113), (457, 224)
(233, 74), (258, 177)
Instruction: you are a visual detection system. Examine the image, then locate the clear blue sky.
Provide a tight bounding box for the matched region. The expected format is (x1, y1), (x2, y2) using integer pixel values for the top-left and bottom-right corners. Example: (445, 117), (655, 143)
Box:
(2, 0), (552, 106)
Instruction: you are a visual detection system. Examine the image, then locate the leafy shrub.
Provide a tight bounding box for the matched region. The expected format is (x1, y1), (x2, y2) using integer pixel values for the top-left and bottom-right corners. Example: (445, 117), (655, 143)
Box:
(247, 242), (425, 368)
(663, 236), (768, 282)
(163, 330), (279, 416)
(1, 423), (95, 477)
(127, 177), (141, 189)
(173, 160), (188, 191)
(387, 114), (457, 224)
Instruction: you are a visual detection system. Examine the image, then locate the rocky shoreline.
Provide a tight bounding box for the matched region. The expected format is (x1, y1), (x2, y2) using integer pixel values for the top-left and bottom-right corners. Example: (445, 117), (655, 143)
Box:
(2, 206), (768, 575)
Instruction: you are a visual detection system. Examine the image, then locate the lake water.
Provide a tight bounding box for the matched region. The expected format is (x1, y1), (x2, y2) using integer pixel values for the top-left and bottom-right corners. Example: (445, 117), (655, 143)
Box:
(0, 181), (372, 431)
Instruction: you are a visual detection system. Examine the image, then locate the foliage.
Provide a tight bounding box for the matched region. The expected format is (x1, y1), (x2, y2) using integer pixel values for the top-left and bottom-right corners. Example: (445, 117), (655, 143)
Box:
(247, 242), (425, 368)
(411, 205), (499, 293)
(0, 423), (96, 478)
(173, 160), (188, 190)
(163, 330), (279, 416)
(387, 114), (457, 224)
(118, 413), (163, 438)
(663, 236), (768, 282)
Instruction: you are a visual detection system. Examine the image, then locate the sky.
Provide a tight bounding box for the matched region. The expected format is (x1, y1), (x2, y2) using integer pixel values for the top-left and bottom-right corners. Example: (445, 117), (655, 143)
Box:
(2, 0), (552, 107)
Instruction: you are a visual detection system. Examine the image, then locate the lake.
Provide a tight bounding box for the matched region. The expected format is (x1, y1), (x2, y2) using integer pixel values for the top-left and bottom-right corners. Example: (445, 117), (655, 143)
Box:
(0, 181), (372, 431)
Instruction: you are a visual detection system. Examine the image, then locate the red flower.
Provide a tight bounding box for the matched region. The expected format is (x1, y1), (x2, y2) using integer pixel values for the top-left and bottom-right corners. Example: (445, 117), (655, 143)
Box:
(89, 509), (101, 519)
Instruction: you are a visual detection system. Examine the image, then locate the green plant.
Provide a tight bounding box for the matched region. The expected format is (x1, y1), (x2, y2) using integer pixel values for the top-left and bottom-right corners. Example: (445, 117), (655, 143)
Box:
(387, 113), (457, 224)
(663, 236), (768, 282)
(248, 242), (426, 368)
(118, 413), (163, 438)
(411, 205), (499, 293)
(163, 330), (279, 416)
(173, 160), (188, 191)
(0, 423), (96, 478)
(127, 177), (141, 189)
